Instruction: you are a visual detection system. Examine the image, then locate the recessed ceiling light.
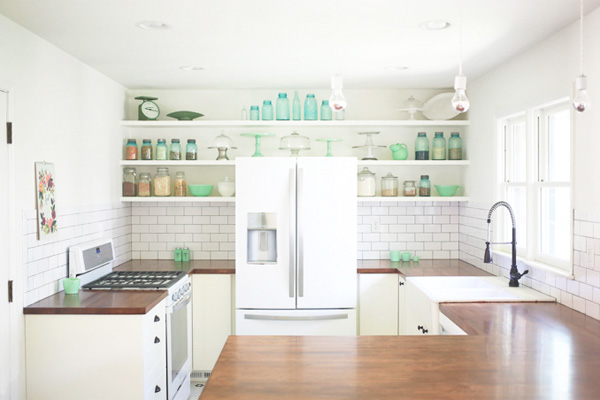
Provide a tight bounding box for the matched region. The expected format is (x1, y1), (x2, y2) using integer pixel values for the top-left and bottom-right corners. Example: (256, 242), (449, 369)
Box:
(180, 66), (205, 72)
(136, 21), (171, 30)
(385, 66), (409, 71)
(418, 20), (451, 31)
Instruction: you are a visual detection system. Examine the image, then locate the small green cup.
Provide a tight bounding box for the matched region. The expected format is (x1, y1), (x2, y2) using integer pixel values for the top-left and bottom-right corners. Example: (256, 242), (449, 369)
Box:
(62, 278), (80, 295)
(401, 252), (411, 262)
(390, 251), (401, 262)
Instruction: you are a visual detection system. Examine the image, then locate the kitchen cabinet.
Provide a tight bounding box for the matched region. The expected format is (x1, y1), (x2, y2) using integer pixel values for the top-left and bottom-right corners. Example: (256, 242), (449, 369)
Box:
(404, 278), (435, 335)
(398, 276), (406, 334)
(25, 298), (167, 400)
(191, 274), (234, 372)
(358, 274), (399, 335)
(120, 120), (469, 203)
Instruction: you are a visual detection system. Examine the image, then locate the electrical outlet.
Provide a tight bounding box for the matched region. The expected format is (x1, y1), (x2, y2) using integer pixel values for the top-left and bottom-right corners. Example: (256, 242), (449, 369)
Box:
(372, 220), (380, 232)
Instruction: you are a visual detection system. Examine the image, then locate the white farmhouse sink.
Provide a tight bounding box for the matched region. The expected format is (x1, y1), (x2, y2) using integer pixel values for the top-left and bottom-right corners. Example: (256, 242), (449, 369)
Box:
(407, 276), (555, 303)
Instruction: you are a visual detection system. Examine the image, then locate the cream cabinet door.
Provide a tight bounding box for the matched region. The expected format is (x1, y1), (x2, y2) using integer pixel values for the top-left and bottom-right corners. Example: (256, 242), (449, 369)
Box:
(358, 274), (399, 335)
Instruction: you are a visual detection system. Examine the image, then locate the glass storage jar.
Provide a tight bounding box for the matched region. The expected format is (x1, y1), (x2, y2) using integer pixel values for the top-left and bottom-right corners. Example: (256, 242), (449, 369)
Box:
(174, 171), (186, 197)
(448, 132), (463, 160)
(156, 139), (168, 160)
(262, 100), (273, 120)
(186, 139), (197, 160)
(357, 167), (376, 197)
(415, 132), (429, 160)
(418, 175), (431, 197)
(320, 100), (332, 120)
(141, 139), (153, 160)
(276, 93), (290, 120)
(125, 139), (138, 160)
(304, 94), (318, 120)
(381, 173), (398, 197)
(432, 132), (446, 160)
(122, 168), (137, 197)
(138, 173), (152, 197)
(170, 139), (182, 160)
(249, 105), (260, 120)
(153, 167), (171, 197)
(403, 180), (417, 197)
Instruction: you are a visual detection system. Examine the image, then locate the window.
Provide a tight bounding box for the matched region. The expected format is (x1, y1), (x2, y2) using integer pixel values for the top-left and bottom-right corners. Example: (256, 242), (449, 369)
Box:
(498, 99), (572, 272)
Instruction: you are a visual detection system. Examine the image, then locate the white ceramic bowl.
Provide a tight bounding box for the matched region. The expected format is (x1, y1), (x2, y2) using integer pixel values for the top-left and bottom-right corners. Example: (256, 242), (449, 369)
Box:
(217, 181), (235, 197)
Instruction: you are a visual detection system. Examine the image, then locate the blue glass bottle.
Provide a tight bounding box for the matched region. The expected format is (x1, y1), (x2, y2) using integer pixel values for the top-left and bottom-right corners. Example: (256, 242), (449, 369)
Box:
(262, 100), (273, 121)
(249, 105), (259, 120)
(276, 93), (290, 120)
(320, 100), (332, 120)
(292, 91), (301, 120)
(304, 94), (318, 120)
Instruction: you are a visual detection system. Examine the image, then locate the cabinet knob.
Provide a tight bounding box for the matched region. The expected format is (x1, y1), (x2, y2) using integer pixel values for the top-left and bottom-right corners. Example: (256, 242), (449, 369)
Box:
(417, 325), (424, 331)
(154, 336), (160, 344)
(155, 385), (161, 393)
(154, 315), (160, 322)
(399, 281), (405, 286)
(421, 328), (428, 334)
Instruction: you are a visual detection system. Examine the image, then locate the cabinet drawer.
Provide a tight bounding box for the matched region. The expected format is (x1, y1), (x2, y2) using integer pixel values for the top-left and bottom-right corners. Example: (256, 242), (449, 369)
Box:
(144, 360), (167, 400)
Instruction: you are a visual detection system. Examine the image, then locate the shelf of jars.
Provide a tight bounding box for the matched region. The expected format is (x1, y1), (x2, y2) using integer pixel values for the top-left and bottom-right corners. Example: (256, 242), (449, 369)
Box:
(356, 160), (469, 167)
(119, 159), (468, 167)
(120, 196), (234, 203)
(120, 196), (468, 203)
(119, 160), (235, 166)
(120, 120), (469, 128)
(357, 196), (469, 203)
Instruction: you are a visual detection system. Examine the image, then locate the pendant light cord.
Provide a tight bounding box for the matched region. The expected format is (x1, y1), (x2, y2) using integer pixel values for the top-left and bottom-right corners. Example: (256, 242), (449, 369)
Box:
(458, 0), (464, 76)
(579, 0), (584, 76)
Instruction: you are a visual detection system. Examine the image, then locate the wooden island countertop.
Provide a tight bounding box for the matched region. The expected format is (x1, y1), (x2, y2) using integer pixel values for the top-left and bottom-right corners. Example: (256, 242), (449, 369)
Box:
(200, 302), (600, 400)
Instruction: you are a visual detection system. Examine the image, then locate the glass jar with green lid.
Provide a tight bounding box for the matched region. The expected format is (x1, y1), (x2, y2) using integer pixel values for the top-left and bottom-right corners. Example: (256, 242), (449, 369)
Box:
(141, 139), (153, 160)
(320, 100), (332, 121)
(418, 175), (431, 197)
(186, 139), (197, 160)
(170, 139), (182, 160)
(415, 132), (429, 160)
(304, 94), (318, 120)
(262, 100), (273, 120)
(125, 139), (138, 160)
(156, 139), (168, 160)
(138, 173), (151, 197)
(276, 93), (290, 121)
(432, 132), (446, 160)
(249, 105), (260, 120)
(448, 132), (463, 160)
(122, 168), (137, 197)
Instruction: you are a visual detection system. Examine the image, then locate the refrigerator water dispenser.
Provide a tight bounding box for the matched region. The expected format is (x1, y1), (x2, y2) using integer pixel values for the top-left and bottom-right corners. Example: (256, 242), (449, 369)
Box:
(247, 212), (277, 264)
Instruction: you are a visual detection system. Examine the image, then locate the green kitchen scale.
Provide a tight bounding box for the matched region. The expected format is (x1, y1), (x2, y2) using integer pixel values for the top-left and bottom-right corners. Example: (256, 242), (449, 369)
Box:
(135, 96), (160, 120)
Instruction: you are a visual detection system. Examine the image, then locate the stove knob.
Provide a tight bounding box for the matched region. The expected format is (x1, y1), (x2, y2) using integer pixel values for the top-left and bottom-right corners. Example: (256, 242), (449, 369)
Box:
(171, 294), (177, 302)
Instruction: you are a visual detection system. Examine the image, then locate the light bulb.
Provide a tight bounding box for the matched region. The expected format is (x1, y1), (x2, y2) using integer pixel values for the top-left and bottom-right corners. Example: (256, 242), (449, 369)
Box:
(573, 75), (591, 112)
(451, 74), (470, 113)
(329, 74), (347, 111)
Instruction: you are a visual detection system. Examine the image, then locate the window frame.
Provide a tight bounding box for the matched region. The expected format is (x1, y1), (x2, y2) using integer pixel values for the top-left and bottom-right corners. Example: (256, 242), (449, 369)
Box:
(497, 98), (573, 273)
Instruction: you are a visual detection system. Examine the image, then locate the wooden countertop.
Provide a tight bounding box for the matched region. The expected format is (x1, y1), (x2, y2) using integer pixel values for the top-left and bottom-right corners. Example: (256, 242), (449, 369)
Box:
(201, 302), (600, 399)
(116, 259), (236, 274)
(23, 290), (166, 315)
(357, 258), (491, 277)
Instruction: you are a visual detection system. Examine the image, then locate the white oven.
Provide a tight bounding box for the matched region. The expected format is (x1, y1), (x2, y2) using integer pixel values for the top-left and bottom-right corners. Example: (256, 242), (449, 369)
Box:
(165, 279), (192, 400)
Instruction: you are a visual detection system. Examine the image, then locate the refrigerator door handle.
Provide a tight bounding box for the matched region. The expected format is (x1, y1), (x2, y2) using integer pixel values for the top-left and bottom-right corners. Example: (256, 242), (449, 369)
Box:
(289, 167), (296, 298)
(244, 313), (349, 321)
(297, 167), (304, 297)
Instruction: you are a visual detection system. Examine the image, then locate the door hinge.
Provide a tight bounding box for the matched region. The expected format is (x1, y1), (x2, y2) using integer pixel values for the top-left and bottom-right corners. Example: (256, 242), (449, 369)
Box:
(6, 122), (12, 144)
(8, 280), (13, 303)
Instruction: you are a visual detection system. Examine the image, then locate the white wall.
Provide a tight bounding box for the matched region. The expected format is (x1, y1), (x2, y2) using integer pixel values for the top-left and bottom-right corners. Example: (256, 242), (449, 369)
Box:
(465, 6), (600, 210)
(0, 13), (127, 399)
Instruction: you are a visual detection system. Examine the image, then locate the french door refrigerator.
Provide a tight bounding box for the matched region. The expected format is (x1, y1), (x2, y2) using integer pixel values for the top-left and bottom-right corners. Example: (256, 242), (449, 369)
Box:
(236, 157), (357, 335)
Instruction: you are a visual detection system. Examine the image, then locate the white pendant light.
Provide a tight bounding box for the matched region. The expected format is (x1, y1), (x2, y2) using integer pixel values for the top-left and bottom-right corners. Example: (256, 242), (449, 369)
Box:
(573, 0), (591, 112)
(329, 74), (347, 112)
(451, 0), (470, 113)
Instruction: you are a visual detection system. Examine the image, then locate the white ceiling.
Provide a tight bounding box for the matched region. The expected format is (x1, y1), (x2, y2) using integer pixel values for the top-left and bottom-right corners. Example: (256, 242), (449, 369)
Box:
(1, 0), (599, 90)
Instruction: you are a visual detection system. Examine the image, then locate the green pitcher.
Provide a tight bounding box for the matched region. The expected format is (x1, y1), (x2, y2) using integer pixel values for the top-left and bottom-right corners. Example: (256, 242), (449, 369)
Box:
(390, 143), (408, 160)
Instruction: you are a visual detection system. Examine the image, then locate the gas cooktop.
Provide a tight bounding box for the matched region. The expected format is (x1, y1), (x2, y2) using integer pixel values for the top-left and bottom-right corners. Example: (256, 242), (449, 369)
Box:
(82, 270), (187, 290)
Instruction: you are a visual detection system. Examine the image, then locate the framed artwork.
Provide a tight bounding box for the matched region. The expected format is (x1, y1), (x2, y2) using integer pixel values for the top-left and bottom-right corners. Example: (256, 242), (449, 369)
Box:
(35, 162), (57, 240)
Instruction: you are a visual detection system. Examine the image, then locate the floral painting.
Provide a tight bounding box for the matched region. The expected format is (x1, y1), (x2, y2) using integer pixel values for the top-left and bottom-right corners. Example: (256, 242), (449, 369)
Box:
(35, 162), (57, 240)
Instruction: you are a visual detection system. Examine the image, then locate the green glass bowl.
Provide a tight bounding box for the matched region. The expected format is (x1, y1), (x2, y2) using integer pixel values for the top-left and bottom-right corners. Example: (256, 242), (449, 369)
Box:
(434, 185), (462, 197)
(188, 184), (213, 197)
(166, 111), (204, 121)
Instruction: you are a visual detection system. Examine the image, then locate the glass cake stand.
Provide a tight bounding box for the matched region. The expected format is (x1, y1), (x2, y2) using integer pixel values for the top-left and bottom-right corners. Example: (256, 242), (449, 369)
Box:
(316, 138), (343, 157)
(240, 132), (275, 157)
(352, 132), (386, 160)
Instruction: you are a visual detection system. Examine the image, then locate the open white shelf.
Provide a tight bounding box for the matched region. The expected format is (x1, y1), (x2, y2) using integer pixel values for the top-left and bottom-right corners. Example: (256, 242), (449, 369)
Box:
(121, 196), (235, 203)
(119, 159), (468, 167)
(358, 196), (469, 203)
(121, 120), (469, 128)
(357, 160), (469, 167)
(119, 160), (235, 166)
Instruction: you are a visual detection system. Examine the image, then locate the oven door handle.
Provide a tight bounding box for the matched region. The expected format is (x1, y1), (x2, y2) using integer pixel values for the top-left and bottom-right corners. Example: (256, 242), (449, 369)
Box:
(166, 291), (192, 314)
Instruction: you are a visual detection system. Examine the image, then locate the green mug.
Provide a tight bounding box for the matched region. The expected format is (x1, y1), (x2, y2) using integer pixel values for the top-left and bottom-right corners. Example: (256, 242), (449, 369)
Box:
(390, 251), (401, 262)
(401, 252), (411, 262)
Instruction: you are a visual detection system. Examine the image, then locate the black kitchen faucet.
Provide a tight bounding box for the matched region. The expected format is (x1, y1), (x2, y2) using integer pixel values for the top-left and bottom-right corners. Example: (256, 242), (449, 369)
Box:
(483, 201), (528, 287)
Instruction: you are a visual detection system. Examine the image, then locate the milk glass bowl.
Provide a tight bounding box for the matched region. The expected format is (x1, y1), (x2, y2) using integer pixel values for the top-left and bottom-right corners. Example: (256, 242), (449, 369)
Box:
(217, 177), (235, 197)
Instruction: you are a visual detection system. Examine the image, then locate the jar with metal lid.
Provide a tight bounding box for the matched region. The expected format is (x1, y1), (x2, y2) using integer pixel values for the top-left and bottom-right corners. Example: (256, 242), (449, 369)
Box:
(170, 139), (182, 160)
(174, 171), (186, 197)
(357, 167), (376, 197)
(186, 139), (198, 160)
(448, 132), (463, 160)
(381, 173), (398, 197)
(415, 132), (429, 160)
(153, 167), (171, 197)
(432, 132), (446, 160)
(141, 139), (153, 160)
(138, 173), (152, 197)
(122, 168), (137, 197)
(403, 180), (417, 197)
(125, 139), (138, 160)
(156, 139), (168, 160)
(418, 175), (431, 197)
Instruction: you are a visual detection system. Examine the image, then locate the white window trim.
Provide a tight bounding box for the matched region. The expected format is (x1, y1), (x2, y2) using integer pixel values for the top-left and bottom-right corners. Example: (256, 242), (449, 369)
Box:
(496, 97), (573, 275)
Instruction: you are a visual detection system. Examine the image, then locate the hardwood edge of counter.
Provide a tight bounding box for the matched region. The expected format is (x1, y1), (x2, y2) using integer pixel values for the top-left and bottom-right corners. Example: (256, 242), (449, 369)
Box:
(190, 268), (235, 274)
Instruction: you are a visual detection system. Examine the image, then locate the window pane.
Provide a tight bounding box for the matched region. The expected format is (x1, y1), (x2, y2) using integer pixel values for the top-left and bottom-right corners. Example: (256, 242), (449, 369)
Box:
(547, 109), (570, 182)
(507, 122), (527, 182)
(505, 187), (527, 249)
(540, 187), (570, 260)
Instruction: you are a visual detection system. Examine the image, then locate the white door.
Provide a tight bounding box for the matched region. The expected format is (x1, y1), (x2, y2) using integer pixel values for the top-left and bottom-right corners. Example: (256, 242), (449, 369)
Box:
(236, 157), (297, 309)
(0, 89), (10, 398)
(296, 157), (357, 309)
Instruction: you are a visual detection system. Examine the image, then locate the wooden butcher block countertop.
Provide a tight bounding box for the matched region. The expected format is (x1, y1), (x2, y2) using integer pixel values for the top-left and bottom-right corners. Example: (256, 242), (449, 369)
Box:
(200, 302), (600, 400)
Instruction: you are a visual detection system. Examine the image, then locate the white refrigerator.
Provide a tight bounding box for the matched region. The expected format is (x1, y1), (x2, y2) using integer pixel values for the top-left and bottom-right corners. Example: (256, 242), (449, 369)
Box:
(235, 157), (357, 335)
